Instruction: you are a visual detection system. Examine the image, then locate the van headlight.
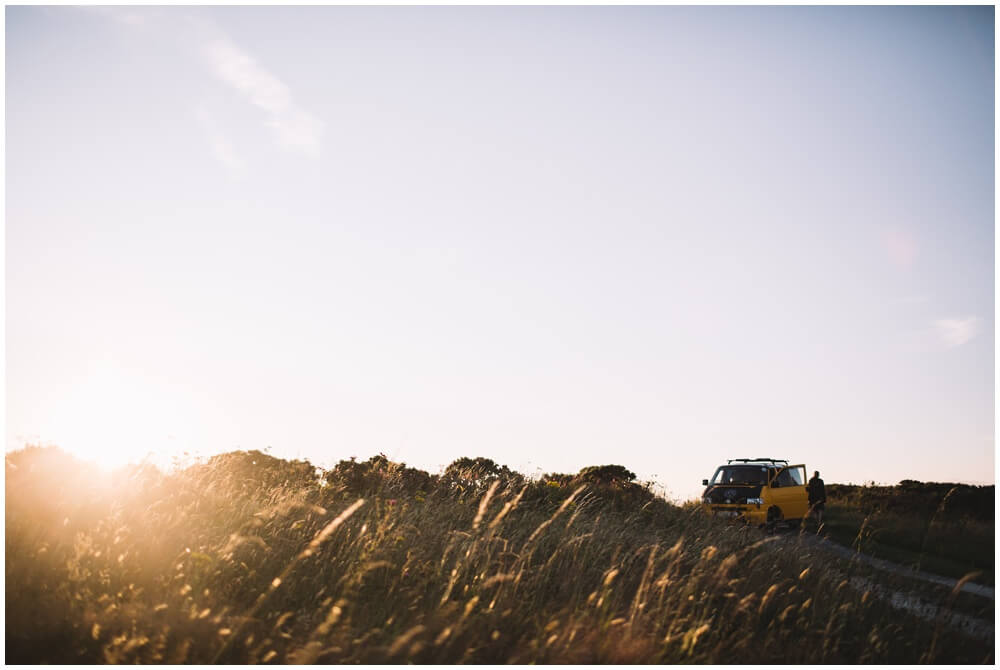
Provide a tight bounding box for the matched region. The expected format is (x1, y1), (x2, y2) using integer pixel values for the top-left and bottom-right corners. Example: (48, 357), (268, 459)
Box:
(747, 497), (763, 505)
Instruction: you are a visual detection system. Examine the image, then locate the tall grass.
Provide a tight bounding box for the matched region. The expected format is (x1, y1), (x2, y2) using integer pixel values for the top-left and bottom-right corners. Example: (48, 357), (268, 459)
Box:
(6, 447), (993, 663)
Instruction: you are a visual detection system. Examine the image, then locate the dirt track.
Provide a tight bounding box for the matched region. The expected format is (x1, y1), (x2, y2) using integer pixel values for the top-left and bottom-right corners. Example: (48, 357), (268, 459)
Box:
(806, 533), (994, 599)
(778, 529), (994, 642)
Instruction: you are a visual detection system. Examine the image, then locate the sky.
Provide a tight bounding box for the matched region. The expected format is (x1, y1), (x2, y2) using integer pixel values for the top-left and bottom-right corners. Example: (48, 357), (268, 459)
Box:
(6, 6), (995, 501)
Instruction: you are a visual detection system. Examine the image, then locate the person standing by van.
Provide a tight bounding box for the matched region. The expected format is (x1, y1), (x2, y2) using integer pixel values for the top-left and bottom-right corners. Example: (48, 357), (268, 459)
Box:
(808, 471), (826, 524)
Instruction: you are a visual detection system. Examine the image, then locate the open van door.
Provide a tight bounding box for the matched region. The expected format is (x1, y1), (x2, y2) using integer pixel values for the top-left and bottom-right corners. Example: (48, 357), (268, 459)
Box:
(767, 464), (808, 520)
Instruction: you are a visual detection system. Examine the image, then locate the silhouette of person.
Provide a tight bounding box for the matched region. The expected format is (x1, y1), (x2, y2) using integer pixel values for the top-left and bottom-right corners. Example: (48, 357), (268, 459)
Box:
(808, 470), (826, 524)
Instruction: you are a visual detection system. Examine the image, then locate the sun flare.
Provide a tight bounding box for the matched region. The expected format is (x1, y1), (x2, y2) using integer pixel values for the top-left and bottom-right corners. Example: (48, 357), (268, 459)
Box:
(39, 363), (192, 471)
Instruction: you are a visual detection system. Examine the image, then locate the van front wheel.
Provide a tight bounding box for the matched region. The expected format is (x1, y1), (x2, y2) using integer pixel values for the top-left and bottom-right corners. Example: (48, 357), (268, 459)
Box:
(765, 506), (782, 532)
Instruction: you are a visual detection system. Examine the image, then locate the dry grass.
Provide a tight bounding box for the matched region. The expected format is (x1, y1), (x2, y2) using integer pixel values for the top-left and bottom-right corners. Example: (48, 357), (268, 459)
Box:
(5, 447), (993, 664)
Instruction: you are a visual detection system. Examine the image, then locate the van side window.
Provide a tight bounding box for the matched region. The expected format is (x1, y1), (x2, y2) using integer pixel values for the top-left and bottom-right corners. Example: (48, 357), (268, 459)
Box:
(775, 469), (799, 487)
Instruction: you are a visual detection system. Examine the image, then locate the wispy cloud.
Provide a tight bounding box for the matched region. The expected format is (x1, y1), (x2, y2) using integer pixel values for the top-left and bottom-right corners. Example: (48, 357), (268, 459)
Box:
(195, 106), (245, 176)
(934, 316), (980, 348)
(88, 10), (325, 160)
(203, 38), (324, 154)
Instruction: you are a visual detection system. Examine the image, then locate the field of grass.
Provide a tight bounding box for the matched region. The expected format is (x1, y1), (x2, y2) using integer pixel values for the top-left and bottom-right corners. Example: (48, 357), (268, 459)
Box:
(5, 447), (994, 664)
(822, 481), (994, 585)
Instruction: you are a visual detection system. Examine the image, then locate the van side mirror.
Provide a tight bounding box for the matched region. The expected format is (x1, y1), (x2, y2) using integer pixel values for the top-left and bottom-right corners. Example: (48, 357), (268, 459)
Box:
(702, 479), (709, 486)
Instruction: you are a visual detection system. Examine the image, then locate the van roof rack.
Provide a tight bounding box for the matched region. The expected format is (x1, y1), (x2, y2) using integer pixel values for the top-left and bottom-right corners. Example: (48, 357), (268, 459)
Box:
(727, 458), (788, 465)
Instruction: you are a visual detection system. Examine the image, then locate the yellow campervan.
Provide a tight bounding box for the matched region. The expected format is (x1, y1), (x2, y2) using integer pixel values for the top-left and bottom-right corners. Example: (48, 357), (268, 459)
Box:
(701, 458), (809, 526)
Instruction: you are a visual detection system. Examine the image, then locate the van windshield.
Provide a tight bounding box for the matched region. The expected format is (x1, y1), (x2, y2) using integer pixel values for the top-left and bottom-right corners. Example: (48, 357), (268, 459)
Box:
(709, 466), (768, 486)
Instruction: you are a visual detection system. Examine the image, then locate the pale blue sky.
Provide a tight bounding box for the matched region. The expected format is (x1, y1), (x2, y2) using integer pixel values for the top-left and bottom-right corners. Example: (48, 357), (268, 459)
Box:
(6, 6), (994, 500)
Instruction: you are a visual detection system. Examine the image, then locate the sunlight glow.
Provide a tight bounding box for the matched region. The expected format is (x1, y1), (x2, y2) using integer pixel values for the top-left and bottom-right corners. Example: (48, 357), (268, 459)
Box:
(42, 362), (190, 471)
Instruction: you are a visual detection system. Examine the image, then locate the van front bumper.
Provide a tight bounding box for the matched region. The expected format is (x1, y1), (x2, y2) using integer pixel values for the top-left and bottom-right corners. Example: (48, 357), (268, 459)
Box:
(704, 504), (766, 524)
